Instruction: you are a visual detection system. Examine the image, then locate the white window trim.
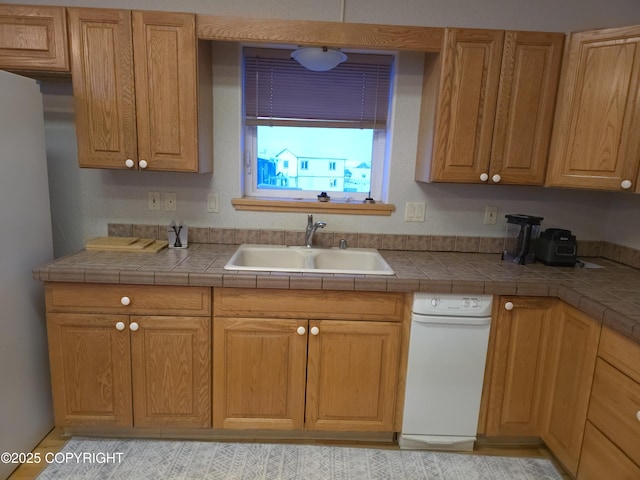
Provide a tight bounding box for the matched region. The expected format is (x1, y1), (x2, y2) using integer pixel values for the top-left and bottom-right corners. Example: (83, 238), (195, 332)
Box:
(243, 126), (386, 202)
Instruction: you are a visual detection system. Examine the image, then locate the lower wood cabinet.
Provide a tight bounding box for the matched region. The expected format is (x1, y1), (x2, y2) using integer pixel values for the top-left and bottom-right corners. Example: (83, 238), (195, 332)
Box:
(212, 288), (404, 433)
(45, 283), (212, 428)
(577, 422), (640, 480)
(483, 296), (555, 436)
(538, 301), (601, 477)
(577, 326), (640, 478)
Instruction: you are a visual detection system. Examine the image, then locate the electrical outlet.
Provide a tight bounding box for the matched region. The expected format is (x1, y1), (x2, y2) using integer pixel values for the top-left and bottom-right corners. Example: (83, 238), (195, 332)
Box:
(207, 193), (219, 213)
(484, 205), (498, 225)
(165, 192), (177, 212)
(148, 192), (160, 211)
(404, 202), (426, 222)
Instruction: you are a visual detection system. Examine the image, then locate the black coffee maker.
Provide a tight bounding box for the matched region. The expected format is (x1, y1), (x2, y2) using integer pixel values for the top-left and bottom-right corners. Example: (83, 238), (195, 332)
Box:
(502, 214), (544, 265)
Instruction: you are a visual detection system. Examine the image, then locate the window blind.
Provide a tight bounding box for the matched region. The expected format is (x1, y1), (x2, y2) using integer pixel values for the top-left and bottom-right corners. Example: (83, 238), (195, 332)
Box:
(244, 48), (393, 129)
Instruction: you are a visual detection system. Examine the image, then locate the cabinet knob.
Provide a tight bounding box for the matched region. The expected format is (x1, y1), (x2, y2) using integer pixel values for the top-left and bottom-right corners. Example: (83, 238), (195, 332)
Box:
(125, 158), (135, 168)
(139, 159), (148, 169)
(296, 326), (306, 335)
(115, 321), (125, 331)
(492, 174), (501, 183)
(310, 326), (320, 336)
(621, 179), (632, 190)
(504, 301), (514, 311)
(129, 322), (139, 332)
(636, 410), (640, 422)
(120, 296), (131, 306)
(480, 173), (489, 182)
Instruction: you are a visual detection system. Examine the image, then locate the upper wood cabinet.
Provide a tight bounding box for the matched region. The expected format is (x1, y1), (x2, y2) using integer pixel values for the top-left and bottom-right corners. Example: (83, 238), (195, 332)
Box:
(416, 28), (564, 185)
(68, 8), (212, 172)
(546, 25), (640, 192)
(0, 4), (69, 72)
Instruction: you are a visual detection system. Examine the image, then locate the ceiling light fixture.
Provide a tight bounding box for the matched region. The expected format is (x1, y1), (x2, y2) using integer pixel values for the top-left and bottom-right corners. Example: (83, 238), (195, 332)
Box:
(290, 46), (347, 72)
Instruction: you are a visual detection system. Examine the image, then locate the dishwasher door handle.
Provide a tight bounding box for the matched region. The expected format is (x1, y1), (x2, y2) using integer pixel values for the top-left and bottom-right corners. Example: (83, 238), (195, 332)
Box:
(411, 315), (491, 326)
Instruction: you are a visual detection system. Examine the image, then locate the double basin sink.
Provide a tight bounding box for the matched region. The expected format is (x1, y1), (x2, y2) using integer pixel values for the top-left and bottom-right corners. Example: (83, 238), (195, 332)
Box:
(224, 244), (395, 275)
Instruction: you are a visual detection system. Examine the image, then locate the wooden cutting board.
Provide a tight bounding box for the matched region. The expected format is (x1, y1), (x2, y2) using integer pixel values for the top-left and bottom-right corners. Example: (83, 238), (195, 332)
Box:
(85, 237), (168, 252)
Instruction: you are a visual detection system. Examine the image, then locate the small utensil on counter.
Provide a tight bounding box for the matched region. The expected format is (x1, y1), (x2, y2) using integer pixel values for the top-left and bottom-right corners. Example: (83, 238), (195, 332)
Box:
(168, 221), (188, 249)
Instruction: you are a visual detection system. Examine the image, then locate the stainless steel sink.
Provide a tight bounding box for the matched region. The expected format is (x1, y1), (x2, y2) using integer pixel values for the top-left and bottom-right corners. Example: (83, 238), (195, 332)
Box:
(224, 244), (395, 275)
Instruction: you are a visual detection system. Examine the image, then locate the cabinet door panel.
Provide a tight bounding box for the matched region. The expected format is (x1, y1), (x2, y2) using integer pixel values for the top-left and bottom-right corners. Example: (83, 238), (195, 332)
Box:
(491, 31), (563, 185)
(547, 26), (640, 190)
(431, 28), (503, 182)
(0, 4), (69, 71)
(47, 313), (132, 427)
(213, 318), (307, 430)
(131, 316), (211, 428)
(68, 8), (137, 169)
(539, 303), (600, 476)
(132, 11), (198, 172)
(305, 320), (401, 432)
(485, 297), (554, 436)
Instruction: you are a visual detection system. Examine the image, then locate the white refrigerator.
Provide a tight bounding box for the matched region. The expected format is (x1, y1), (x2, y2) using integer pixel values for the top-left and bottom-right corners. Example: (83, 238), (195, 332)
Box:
(0, 70), (55, 480)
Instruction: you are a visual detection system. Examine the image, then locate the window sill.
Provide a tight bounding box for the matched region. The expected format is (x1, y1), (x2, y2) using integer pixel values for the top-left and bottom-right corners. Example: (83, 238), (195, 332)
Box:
(231, 197), (395, 216)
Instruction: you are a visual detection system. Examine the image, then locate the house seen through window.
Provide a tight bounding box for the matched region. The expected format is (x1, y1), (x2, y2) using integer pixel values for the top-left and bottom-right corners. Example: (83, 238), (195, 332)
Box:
(243, 47), (394, 201)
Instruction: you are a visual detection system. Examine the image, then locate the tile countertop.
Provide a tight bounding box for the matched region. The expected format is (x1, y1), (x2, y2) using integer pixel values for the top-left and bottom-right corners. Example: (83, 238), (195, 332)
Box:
(34, 243), (640, 342)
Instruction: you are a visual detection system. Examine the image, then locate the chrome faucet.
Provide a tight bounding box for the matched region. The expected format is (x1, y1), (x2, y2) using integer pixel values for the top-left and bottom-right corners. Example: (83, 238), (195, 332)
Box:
(305, 214), (326, 247)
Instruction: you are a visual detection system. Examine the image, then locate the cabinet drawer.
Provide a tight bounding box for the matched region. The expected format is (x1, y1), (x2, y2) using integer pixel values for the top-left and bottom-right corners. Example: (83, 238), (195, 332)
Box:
(46, 283), (211, 316)
(578, 421), (640, 480)
(214, 288), (405, 321)
(588, 358), (640, 465)
(599, 326), (640, 384)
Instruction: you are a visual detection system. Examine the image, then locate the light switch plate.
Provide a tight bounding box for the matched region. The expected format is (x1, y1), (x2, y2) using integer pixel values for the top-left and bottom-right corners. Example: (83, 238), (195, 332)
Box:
(208, 193), (219, 213)
(404, 202), (426, 222)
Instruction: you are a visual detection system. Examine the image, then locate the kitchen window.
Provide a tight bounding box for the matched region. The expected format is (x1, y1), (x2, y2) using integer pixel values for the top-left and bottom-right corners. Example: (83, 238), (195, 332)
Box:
(243, 47), (393, 202)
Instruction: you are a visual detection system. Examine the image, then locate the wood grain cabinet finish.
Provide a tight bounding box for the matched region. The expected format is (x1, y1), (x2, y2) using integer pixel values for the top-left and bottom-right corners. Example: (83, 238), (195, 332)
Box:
(0, 4), (69, 71)
(416, 28), (563, 185)
(68, 8), (212, 172)
(213, 288), (404, 433)
(577, 422), (640, 480)
(213, 317), (308, 430)
(45, 283), (212, 429)
(483, 297), (555, 437)
(546, 25), (640, 192)
(305, 319), (401, 432)
(577, 326), (640, 476)
(538, 301), (601, 477)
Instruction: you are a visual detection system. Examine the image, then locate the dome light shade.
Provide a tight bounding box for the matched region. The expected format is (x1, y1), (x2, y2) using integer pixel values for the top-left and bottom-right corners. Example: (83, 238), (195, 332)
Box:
(290, 47), (347, 71)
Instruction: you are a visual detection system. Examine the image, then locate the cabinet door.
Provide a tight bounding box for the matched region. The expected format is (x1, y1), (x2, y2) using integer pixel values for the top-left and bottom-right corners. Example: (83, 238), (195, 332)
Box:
(431, 28), (504, 183)
(130, 316), (211, 428)
(0, 4), (68, 71)
(212, 318), (308, 430)
(485, 297), (555, 436)
(68, 8), (138, 169)
(547, 26), (640, 191)
(539, 302), (601, 476)
(47, 313), (132, 427)
(490, 31), (563, 185)
(132, 11), (199, 172)
(306, 320), (401, 432)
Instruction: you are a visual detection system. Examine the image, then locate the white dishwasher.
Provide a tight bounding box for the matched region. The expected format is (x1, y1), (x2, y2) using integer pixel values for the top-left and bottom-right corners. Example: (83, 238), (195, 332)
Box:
(399, 293), (492, 451)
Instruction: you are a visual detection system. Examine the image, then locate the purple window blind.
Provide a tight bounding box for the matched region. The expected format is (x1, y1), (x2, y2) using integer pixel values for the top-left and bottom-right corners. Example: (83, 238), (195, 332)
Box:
(244, 48), (392, 129)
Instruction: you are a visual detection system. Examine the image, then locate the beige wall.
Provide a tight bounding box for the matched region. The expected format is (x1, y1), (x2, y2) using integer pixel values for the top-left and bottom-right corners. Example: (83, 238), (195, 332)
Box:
(8, 0), (640, 255)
